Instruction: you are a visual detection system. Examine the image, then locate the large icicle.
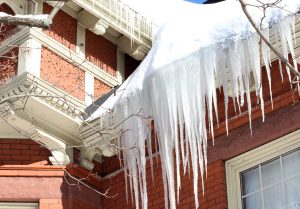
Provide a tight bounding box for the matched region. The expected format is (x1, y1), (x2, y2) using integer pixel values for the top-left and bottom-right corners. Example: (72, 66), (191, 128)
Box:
(88, 0), (300, 208)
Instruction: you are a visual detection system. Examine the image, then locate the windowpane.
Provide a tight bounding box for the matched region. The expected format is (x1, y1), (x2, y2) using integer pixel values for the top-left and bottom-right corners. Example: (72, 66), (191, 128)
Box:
(283, 150), (300, 179)
(0, 203), (38, 209)
(241, 167), (260, 195)
(242, 192), (262, 209)
(263, 183), (285, 209)
(241, 149), (300, 209)
(261, 158), (281, 187)
(285, 175), (300, 208)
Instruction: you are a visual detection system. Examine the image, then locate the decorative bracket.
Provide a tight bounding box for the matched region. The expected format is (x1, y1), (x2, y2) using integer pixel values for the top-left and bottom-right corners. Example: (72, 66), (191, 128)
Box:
(117, 35), (147, 60)
(0, 103), (71, 166)
(78, 9), (110, 35)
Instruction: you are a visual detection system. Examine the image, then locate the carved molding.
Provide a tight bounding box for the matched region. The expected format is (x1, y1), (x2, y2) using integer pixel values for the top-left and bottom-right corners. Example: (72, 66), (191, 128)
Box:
(73, 0), (152, 50)
(79, 113), (119, 164)
(78, 9), (110, 36)
(0, 72), (85, 117)
(117, 35), (147, 60)
(0, 103), (71, 166)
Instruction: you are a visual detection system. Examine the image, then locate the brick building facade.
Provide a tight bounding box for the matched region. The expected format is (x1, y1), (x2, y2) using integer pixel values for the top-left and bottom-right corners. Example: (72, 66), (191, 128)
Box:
(0, 0), (300, 209)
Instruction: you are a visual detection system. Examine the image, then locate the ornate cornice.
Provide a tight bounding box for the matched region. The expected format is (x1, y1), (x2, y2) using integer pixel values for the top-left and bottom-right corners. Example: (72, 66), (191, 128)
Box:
(72, 0), (152, 60)
(0, 103), (71, 166)
(0, 72), (85, 118)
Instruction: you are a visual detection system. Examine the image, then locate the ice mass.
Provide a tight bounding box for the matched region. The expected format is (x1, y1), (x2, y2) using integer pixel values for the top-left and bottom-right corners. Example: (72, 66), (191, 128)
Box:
(89, 0), (300, 208)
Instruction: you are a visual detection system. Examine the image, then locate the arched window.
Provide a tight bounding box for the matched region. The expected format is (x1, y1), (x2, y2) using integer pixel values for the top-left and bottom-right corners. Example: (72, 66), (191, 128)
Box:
(0, 3), (18, 42)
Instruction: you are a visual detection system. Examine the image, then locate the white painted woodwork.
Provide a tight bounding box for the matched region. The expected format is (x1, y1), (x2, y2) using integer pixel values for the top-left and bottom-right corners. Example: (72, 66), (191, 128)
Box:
(17, 38), (42, 77)
(226, 130), (300, 209)
(76, 23), (86, 58)
(117, 49), (125, 83)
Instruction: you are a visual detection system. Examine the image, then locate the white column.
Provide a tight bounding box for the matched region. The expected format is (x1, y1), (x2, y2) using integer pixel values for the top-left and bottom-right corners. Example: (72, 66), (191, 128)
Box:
(117, 49), (125, 83)
(76, 23), (86, 58)
(17, 38), (42, 77)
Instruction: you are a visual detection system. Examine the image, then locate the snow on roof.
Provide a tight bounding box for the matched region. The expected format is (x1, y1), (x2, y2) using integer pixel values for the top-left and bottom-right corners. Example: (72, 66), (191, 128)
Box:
(88, 1), (300, 208)
(120, 0), (181, 26)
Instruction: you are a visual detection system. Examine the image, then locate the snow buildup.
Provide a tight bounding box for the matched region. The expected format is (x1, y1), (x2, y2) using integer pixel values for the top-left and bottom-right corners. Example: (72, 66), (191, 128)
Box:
(89, 0), (300, 208)
(0, 12), (49, 20)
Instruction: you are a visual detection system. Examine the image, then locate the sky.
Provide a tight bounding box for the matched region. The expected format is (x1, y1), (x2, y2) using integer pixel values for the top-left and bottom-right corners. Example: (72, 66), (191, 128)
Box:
(185, 0), (206, 3)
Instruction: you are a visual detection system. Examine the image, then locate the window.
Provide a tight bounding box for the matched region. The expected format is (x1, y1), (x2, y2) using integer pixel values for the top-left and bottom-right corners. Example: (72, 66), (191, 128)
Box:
(226, 129), (300, 209)
(0, 202), (38, 209)
(241, 149), (300, 209)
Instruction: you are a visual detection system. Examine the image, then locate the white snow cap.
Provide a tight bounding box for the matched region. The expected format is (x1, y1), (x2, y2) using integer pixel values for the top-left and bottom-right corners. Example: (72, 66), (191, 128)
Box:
(91, 0), (300, 208)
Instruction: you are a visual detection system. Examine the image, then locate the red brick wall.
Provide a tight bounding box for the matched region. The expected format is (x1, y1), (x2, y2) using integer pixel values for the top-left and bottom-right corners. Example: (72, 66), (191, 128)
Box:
(101, 99), (300, 209)
(212, 60), (293, 128)
(0, 139), (102, 209)
(0, 138), (51, 165)
(0, 176), (102, 209)
(0, 3), (18, 42)
(0, 48), (18, 84)
(43, 4), (77, 52)
(85, 30), (117, 76)
(0, 4), (18, 85)
(205, 60), (299, 141)
(41, 47), (85, 101)
(40, 199), (64, 209)
(94, 78), (111, 99)
(100, 61), (300, 209)
(102, 159), (227, 209)
(208, 96), (300, 163)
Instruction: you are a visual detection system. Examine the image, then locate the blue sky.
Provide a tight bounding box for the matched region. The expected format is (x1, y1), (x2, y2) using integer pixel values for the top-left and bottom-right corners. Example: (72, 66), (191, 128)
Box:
(186, 0), (206, 3)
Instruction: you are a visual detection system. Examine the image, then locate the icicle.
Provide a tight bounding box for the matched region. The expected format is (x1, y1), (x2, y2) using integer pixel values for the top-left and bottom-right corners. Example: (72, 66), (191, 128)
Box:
(90, 2), (300, 209)
(261, 28), (273, 109)
(273, 26), (284, 82)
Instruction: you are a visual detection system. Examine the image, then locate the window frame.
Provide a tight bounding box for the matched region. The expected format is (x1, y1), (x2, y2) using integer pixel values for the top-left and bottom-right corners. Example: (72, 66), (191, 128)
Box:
(0, 202), (38, 209)
(226, 129), (300, 209)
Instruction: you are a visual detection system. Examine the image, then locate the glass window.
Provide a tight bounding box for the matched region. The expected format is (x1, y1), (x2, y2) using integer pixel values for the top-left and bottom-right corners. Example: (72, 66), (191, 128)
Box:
(0, 203), (38, 209)
(241, 149), (300, 209)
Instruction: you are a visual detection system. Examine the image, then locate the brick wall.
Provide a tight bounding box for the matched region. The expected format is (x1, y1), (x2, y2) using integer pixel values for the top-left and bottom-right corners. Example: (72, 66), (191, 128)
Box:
(102, 159), (227, 209)
(0, 138), (51, 165)
(94, 78), (111, 99)
(0, 139), (103, 209)
(0, 3), (18, 42)
(41, 47), (85, 101)
(100, 99), (300, 209)
(85, 30), (117, 77)
(0, 48), (18, 85)
(212, 60), (293, 128)
(39, 199), (64, 209)
(203, 60), (299, 141)
(99, 60), (300, 209)
(0, 174), (102, 209)
(43, 4), (77, 52)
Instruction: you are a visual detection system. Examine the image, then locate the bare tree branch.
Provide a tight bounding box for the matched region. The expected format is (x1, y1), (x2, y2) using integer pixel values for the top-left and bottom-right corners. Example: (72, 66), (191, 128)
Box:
(44, 0), (69, 2)
(0, 1), (65, 29)
(0, 13), (51, 29)
(238, 0), (300, 78)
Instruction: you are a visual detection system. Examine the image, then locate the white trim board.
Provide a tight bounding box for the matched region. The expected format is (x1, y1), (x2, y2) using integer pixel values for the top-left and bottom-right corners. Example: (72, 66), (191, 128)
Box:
(226, 129), (300, 209)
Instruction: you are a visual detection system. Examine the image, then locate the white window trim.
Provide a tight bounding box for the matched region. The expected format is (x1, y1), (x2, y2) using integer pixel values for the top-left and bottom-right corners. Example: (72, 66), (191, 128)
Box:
(0, 0), (26, 15)
(0, 202), (38, 209)
(226, 129), (300, 209)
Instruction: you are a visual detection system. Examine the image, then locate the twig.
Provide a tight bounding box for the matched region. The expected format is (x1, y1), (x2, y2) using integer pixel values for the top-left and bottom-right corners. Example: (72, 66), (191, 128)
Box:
(238, 0), (300, 78)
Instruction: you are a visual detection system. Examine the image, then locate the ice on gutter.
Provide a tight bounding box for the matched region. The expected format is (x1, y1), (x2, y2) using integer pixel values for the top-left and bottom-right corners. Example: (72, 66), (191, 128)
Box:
(87, 0), (300, 208)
